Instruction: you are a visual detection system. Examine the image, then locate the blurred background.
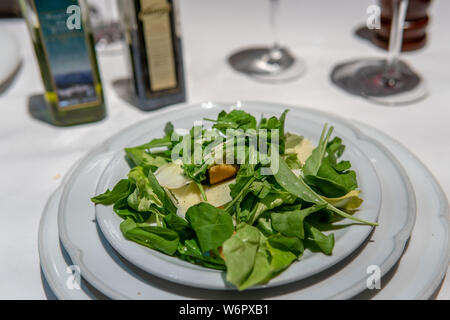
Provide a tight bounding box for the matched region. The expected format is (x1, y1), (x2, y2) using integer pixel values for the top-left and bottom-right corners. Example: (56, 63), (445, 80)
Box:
(0, 0), (448, 299)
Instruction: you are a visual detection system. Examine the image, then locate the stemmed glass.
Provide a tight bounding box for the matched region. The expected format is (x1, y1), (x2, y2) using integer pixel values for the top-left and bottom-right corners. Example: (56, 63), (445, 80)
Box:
(228, 0), (306, 83)
(87, 0), (123, 52)
(331, 0), (427, 105)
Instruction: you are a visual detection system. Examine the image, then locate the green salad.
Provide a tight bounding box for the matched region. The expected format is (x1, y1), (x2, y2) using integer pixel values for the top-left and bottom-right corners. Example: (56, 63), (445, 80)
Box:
(91, 109), (377, 290)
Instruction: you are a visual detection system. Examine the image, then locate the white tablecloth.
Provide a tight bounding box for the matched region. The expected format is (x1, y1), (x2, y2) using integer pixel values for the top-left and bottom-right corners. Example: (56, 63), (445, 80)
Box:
(0, 0), (448, 299)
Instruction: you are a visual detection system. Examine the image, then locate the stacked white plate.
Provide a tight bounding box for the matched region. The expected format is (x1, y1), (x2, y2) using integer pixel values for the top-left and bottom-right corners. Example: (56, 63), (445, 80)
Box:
(39, 101), (449, 299)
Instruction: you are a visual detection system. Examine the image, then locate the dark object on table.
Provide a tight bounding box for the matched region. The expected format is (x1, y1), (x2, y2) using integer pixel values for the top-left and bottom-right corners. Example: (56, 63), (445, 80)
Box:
(356, 0), (432, 52)
(375, 0), (433, 51)
(28, 93), (106, 127)
(117, 0), (186, 111)
(0, 0), (21, 17)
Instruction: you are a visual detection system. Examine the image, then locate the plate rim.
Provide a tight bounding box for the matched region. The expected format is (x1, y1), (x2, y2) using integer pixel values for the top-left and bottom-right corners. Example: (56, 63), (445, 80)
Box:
(353, 121), (449, 299)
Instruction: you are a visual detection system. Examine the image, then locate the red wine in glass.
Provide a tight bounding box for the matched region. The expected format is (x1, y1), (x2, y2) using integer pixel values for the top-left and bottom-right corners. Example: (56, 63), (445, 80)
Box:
(331, 0), (427, 105)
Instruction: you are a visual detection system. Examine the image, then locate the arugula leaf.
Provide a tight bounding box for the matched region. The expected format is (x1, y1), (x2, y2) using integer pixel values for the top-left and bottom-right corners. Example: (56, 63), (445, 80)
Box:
(112, 196), (150, 223)
(308, 158), (358, 197)
(259, 109), (288, 153)
(274, 156), (377, 226)
(127, 166), (164, 212)
(147, 170), (177, 214)
(125, 147), (167, 173)
(274, 156), (325, 204)
(247, 191), (296, 225)
(124, 166), (177, 216)
(305, 135), (358, 197)
(185, 203), (234, 253)
(265, 240), (297, 273)
(91, 179), (134, 205)
(128, 122), (176, 150)
(225, 164), (257, 213)
(205, 110), (257, 133)
(120, 218), (179, 255)
(303, 124), (333, 177)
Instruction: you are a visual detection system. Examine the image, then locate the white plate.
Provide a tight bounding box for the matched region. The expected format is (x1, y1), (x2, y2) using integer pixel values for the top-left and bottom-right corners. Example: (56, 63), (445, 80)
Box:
(41, 109), (449, 300)
(56, 102), (416, 299)
(95, 105), (382, 290)
(39, 188), (108, 300)
(40, 117), (449, 299)
(0, 32), (21, 89)
(352, 124), (449, 300)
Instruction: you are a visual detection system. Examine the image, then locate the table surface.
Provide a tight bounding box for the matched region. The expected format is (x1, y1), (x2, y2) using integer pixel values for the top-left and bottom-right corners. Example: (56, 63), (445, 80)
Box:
(0, 0), (448, 299)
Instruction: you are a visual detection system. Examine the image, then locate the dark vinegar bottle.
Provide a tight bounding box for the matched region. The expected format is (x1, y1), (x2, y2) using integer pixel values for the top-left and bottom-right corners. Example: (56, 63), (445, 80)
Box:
(119, 0), (186, 111)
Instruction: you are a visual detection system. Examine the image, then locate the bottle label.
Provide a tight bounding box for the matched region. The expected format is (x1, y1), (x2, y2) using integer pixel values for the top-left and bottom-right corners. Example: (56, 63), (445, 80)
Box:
(139, 0), (178, 91)
(34, 0), (100, 109)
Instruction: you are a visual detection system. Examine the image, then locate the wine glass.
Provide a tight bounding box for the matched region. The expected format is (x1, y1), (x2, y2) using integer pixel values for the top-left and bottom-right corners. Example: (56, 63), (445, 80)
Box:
(331, 0), (427, 105)
(228, 0), (306, 83)
(87, 0), (123, 53)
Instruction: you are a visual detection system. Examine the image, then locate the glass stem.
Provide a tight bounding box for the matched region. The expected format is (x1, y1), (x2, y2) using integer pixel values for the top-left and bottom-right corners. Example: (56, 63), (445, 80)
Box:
(268, 0), (282, 59)
(386, 0), (409, 76)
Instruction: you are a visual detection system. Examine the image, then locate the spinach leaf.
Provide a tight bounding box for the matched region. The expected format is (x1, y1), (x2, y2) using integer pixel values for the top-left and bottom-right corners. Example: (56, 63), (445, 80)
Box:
(271, 204), (327, 239)
(267, 234), (304, 257)
(185, 203), (234, 253)
(223, 223), (301, 290)
(176, 239), (226, 270)
(120, 218), (179, 255)
(222, 223), (261, 288)
(283, 153), (301, 170)
(256, 217), (275, 237)
(91, 179), (134, 205)
(163, 213), (194, 241)
(304, 222), (335, 255)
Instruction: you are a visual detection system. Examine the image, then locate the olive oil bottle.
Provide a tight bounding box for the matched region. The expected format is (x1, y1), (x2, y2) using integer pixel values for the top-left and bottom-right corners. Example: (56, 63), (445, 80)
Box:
(20, 0), (106, 126)
(119, 0), (186, 111)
